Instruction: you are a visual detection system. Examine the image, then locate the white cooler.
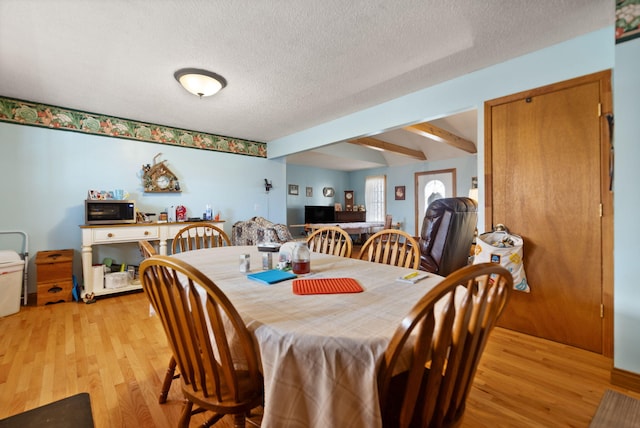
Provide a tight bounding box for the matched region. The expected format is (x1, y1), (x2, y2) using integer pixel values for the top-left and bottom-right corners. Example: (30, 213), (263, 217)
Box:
(0, 250), (25, 317)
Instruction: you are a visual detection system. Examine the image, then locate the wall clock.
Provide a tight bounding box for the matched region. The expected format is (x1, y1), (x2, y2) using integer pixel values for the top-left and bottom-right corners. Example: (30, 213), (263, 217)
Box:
(344, 190), (354, 211)
(156, 174), (171, 190)
(322, 187), (335, 197)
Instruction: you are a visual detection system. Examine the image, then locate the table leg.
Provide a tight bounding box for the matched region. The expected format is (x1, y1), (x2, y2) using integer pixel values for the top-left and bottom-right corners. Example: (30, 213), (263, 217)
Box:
(159, 239), (168, 255)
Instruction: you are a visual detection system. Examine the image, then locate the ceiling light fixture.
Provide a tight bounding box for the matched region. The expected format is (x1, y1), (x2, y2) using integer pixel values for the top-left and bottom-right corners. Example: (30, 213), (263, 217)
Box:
(174, 68), (227, 98)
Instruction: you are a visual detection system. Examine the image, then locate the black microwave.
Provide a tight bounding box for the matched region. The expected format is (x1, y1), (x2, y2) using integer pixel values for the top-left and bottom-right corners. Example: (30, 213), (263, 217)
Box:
(85, 200), (136, 225)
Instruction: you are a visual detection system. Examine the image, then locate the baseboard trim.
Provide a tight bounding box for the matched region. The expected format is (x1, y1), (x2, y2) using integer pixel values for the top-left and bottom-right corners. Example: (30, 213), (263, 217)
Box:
(611, 367), (640, 393)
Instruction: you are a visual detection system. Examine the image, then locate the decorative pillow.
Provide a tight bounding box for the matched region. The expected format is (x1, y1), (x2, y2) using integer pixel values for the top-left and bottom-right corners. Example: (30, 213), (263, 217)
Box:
(273, 224), (293, 242)
(252, 216), (274, 228)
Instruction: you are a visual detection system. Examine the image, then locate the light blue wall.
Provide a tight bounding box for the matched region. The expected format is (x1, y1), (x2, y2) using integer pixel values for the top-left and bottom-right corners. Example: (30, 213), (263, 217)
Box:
(0, 122), (287, 288)
(349, 155), (477, 235)
(285, 164), (349, 232)
(613, 37), (640, 373)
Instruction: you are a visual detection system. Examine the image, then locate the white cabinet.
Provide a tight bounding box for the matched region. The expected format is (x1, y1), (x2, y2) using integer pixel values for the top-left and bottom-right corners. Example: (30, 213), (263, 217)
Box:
(80, 221), (224, 297)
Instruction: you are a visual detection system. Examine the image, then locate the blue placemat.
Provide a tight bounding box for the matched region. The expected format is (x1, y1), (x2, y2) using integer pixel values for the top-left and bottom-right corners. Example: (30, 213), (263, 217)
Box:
(247, 269), (297, 284)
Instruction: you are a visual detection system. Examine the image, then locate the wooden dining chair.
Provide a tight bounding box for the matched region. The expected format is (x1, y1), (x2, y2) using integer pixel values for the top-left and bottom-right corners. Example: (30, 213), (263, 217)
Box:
(168, 223), (232, 402)
(306, 225), (353, 258)
(384, 214), (393, 229)
(138, 240), (157, 258)
(140, 255), (264, 428)
(378, 262), (512, 428)
(358, 229), (420, 269)
(138, 240), (182, 404)
(171, 223), (231, 254)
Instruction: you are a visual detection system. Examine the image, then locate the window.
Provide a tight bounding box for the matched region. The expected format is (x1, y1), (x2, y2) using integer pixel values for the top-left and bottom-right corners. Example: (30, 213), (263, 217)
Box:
(424, 179), (446, 206)
(365, 175), (386, 222)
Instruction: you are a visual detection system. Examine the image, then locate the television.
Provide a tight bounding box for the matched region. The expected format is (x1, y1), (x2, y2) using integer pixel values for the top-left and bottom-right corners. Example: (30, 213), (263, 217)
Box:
(304, 205), (335, 223)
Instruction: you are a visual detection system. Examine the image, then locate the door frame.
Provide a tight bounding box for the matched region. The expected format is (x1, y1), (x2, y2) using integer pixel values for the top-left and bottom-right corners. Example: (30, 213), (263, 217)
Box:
(484, 70), (613, 356)
(414, 169), (457, 236)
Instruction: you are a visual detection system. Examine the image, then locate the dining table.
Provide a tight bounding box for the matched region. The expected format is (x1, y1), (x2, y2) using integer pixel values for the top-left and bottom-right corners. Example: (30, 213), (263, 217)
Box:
(171, 245), (445, 428)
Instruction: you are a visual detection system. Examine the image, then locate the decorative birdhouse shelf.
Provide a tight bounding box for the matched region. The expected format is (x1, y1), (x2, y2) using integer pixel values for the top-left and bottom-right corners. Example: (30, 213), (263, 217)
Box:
(142, 154), (181, 193)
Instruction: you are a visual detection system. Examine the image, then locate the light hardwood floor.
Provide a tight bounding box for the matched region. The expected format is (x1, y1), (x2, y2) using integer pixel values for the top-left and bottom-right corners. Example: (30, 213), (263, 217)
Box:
(0, 292), (638, 427)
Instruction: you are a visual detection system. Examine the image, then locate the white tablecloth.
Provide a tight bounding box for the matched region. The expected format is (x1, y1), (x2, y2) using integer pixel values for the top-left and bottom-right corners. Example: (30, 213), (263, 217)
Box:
(172, 245), (442, 428)
(306, 221), (384, 235)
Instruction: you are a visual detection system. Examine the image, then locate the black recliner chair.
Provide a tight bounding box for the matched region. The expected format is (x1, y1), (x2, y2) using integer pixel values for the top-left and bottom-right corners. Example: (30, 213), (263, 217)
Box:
(418, 197), (478, 276)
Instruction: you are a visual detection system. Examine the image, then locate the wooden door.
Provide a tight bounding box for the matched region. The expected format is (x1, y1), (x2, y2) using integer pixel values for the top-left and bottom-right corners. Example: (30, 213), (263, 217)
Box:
(485, 71), (613, 354)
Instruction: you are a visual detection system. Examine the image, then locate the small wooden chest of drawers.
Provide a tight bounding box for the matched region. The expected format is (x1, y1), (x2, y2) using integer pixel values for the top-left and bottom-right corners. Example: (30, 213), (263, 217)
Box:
(335, 211), (366, 222)
(35, 249), (74, 306)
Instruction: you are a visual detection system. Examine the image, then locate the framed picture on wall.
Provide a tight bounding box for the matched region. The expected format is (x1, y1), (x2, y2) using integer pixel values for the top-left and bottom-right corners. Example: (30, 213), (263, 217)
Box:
(306, 187), (313, 197)
(288, 184), (299, 195)
(395, 186), (405, 200)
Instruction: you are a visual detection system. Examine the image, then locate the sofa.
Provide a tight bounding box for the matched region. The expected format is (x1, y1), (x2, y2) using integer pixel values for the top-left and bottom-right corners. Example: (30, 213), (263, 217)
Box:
(231, 216), (293, 246)
(418, 197), (478, 276)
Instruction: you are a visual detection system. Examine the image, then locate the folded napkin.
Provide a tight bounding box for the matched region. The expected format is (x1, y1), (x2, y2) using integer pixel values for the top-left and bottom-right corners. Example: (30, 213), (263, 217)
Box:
(293, 278), (363, 295)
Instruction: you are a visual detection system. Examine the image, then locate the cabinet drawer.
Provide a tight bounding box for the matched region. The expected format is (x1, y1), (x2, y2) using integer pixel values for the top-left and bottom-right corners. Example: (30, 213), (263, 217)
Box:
(37, 280), (73, 305)
(92, 226), (160, 243)
(37, 261), (72, 282)
(35, 249), (73, 282)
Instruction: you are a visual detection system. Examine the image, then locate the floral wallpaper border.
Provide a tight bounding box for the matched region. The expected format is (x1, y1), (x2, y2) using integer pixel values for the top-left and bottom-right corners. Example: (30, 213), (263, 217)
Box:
(0, 96), (267, 158)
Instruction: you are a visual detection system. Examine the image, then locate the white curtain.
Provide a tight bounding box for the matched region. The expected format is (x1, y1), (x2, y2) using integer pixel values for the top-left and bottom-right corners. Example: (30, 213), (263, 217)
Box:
(365, 175), (386, 222)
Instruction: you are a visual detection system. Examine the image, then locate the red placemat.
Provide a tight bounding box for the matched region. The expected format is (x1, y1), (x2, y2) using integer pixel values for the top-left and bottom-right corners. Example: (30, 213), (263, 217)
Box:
(292, 278), (363, 295)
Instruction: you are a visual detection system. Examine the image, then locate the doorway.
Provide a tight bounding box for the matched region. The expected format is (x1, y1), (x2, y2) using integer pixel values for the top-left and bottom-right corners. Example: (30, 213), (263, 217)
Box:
(414, 169), (456, 236)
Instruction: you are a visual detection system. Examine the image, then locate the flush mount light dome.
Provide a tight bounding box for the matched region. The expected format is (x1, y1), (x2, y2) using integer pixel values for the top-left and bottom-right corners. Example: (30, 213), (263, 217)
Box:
(174, 68), (227, 98)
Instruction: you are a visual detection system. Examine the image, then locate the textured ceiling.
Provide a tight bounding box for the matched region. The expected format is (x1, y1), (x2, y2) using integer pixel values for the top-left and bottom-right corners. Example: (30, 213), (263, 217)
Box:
(0, 1), (612, 170)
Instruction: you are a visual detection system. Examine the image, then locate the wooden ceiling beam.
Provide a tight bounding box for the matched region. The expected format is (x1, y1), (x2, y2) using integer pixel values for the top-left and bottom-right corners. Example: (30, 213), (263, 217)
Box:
(404, 122), (476, 153)
(349, 137), (427, 160)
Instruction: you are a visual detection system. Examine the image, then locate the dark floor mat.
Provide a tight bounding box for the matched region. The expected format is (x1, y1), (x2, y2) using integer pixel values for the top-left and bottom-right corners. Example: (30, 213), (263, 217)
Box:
(0, 392), (94, 428)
